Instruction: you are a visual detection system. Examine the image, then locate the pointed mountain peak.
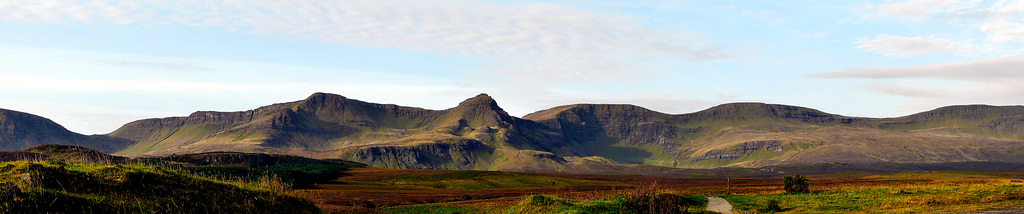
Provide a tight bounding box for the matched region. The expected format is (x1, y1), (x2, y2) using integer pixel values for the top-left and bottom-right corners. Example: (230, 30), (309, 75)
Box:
(456, 93), (501, 110)
(463, 93), (494, 102)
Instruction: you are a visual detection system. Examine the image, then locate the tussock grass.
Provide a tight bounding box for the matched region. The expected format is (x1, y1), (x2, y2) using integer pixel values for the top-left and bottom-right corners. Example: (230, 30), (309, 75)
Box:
(500, 182), (712, 214)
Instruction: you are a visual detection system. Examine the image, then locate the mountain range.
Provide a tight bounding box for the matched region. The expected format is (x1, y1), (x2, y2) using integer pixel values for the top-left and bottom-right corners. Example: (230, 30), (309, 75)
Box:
(3, 92), (1023, 173)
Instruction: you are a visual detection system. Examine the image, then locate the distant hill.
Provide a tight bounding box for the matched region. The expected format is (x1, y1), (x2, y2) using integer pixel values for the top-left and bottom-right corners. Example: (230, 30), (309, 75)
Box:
(526, 103), (1024, 169)
(3, 93), (1024, 173)
(0, 109), (132, 153)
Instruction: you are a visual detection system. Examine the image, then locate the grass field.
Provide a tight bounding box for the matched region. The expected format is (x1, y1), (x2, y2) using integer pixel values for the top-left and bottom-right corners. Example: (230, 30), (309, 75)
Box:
(288, 168), (1024, 213)
(718, 171), (1024, 213)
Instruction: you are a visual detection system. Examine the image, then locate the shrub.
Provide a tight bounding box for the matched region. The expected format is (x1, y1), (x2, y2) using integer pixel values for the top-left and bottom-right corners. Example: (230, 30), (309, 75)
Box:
(758, 199), (784, 213)
(783, 174), (809, 193)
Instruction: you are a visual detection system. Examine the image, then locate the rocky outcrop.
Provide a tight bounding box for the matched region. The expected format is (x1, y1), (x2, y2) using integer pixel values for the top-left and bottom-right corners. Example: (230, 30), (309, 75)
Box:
(692, 140), (783, 161)
(347, 139), (495, 170)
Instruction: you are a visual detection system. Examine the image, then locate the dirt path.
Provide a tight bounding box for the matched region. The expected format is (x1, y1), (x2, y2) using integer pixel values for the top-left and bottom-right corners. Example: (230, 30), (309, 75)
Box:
(706, 197), (733, 214)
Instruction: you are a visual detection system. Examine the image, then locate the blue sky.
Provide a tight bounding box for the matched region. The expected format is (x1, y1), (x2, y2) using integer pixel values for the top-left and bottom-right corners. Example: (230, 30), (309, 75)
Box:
(2, 0), (1024, 134)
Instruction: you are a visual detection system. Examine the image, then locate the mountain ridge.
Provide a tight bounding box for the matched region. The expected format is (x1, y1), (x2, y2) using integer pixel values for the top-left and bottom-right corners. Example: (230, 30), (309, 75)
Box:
(3, 92), (1024, 173)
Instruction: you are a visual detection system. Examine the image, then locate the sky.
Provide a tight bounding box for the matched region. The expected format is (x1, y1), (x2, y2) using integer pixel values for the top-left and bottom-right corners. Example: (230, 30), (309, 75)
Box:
(2, 0), (1024, 135)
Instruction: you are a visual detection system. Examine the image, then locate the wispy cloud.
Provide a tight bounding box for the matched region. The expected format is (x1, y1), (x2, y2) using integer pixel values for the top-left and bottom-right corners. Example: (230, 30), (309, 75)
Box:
(956, 0), (1024, 44)
(952, 0), (1024, 20)
(981, 19), (1024, 43)
(863, 82), (949, 98)
(862, 0), (1024, 46)
(854, 34), (982, 57)
(815, 55), (1024, 113)
(0, 0), (733, 83)
(861, 0), (981, 21)
(816, 55), (1024, 81)
(97, 60), (214, 72)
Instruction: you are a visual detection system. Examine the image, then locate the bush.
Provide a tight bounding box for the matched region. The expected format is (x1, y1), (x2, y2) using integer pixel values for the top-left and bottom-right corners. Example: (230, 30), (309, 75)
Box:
(758, 199), (784, 213)
(783, 174), (809, 193)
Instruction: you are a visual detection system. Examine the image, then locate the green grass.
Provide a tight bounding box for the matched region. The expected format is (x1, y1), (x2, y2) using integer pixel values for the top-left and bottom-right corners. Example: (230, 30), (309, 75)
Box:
(504, 195), (626, 214)
(720, 180), (1024, 213)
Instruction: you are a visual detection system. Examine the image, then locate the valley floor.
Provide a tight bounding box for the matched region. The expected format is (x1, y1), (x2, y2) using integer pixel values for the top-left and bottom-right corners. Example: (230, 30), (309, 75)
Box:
(288, 168), (1024, 213)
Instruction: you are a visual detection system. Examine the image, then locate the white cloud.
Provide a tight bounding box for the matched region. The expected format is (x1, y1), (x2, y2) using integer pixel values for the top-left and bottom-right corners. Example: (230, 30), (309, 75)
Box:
(945, 0), (1024, 44)
(980, 18), (1024, 43)
(0, 0), (733, 83)
(863, 82), (950, 98)
(954, 0), (1024, 20)
(863, 0), (981, 21)
(0, 0), (138, 23)
(855, 34), (981, 57)
(816, 55), (1024, 81)
(816, 55), (1024, 116)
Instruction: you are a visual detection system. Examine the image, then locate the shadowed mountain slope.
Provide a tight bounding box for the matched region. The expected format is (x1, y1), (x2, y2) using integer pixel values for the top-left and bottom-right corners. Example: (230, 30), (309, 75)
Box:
(0, 109), (131, 153)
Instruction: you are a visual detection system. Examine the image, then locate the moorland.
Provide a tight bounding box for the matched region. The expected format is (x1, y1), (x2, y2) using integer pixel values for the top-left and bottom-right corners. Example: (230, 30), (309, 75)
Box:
(2, 145), (1023, 213)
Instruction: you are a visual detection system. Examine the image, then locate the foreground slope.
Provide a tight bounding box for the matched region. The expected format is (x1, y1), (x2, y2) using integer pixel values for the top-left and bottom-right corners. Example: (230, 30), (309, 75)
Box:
(0, 145), (329, 213)
(0, 160), (320, 213)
